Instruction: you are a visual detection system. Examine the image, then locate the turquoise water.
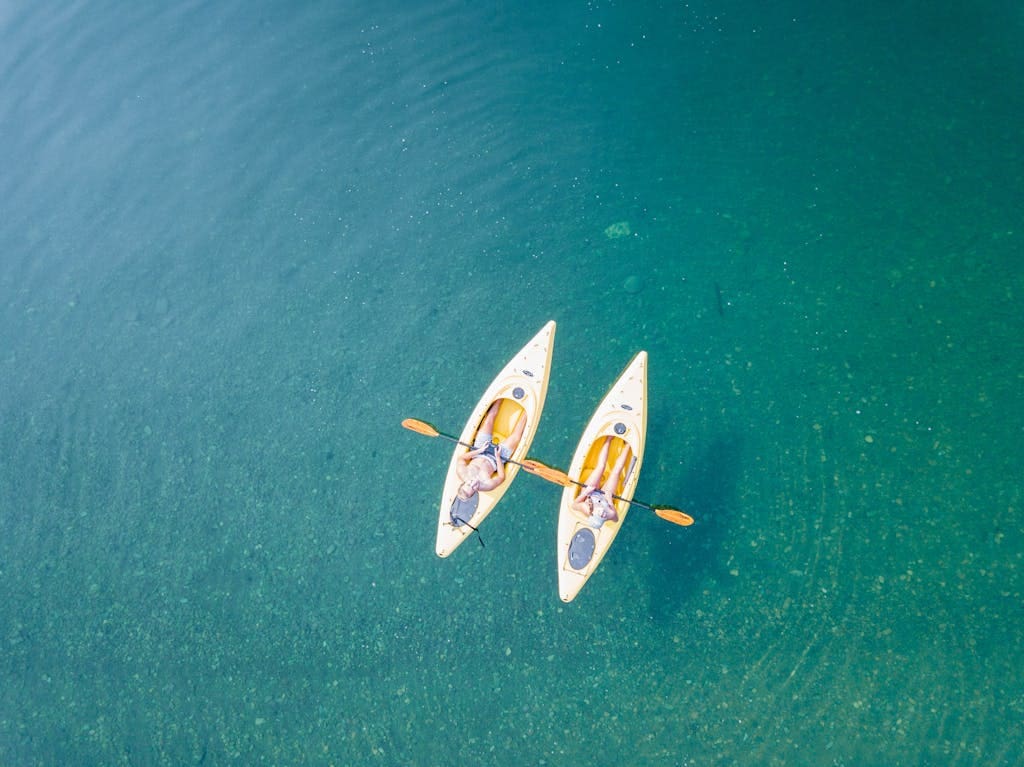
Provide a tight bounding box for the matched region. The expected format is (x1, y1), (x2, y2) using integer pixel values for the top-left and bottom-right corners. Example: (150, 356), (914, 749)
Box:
(2, 1), (1022, 764)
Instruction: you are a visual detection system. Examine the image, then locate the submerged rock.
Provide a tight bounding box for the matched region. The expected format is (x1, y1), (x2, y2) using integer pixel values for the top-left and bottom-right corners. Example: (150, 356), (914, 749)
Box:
(604, 221), (631, 239)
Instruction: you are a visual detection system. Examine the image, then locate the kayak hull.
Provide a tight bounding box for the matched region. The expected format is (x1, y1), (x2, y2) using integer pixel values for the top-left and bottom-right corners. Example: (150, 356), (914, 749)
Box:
(436, 321), (556, 557)
(556, 351), (647, 602)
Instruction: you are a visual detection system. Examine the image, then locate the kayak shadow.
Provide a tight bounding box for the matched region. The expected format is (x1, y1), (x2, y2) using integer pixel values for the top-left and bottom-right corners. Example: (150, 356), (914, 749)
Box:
(643, 434), (743, 622)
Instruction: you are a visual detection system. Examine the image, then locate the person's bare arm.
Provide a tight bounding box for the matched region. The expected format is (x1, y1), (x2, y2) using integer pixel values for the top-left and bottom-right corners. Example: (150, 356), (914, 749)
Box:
(478, 475), (502, 492)
(573, 485), (595, 505)
(571, 485), (595, 512)
(458, 446), (485, 466)
(477, 452), (506, 491)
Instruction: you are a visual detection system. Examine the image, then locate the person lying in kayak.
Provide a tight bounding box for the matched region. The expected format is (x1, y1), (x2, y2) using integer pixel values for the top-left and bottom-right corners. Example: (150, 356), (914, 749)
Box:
(456, 400), (527, 501)
(571, 435), (632, 528)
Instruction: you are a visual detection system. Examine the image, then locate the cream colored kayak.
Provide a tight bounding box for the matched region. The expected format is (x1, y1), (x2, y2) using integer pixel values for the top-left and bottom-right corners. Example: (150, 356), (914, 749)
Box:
(436, 321), (556, 557)
(556, 351), (647, 602)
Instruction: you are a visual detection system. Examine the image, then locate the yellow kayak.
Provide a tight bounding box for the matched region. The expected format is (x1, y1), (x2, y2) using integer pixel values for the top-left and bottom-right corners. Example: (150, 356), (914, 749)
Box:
(436, 321), (556, 557)
(556, 351), (647, 602)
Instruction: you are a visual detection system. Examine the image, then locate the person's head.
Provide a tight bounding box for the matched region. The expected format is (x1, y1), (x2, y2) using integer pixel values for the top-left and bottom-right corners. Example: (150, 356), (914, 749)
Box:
(457, 478), (481, 501)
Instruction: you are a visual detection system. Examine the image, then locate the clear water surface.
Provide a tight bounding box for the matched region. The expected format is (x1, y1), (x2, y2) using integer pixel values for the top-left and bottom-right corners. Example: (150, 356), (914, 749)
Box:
(1, 1), (1021, 764)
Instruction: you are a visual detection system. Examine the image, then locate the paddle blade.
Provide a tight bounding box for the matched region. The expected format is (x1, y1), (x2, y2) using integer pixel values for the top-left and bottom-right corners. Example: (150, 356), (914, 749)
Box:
(521, 459), (573, 487)
(401, 418), (440, 437)
(654, 508), (695, 527)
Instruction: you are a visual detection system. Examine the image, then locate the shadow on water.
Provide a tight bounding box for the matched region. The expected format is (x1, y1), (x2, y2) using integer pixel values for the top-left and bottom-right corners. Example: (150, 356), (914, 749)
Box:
(644, 434), (743, 622)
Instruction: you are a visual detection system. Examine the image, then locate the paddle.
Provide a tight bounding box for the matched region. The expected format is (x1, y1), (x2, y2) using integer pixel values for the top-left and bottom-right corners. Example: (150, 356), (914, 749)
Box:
(520, 458), (695, 527)
(402, 418), (472, 448)
(401, 418), (533, 471)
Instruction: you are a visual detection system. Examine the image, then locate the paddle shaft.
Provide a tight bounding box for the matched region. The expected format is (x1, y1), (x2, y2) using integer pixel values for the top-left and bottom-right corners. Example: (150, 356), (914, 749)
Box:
(562, 474), (657, 512)
(427, 428), (531, 472)
(557, 472), (693, 526)
(519, 458), (694, 522)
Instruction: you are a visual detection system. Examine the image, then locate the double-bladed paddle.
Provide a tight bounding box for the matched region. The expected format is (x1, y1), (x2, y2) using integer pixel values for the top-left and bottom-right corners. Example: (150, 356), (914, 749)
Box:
(519, 458), (694, 527)
(401, 417), (525, 465)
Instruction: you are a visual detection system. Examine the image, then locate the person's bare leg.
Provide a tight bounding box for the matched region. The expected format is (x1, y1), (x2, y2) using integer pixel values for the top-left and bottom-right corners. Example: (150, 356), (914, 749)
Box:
(480, 400), (501, 434)
(582, 435), (612, 487)
(503, 406), (528, 453)
(601, 440), (632, 496)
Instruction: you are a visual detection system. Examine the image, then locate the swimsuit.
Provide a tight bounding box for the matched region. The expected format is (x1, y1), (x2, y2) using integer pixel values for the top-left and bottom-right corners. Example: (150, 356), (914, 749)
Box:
(586, 490), (615, 528)
(477, 443), (501, 472)
(472, 431), (511, 473)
